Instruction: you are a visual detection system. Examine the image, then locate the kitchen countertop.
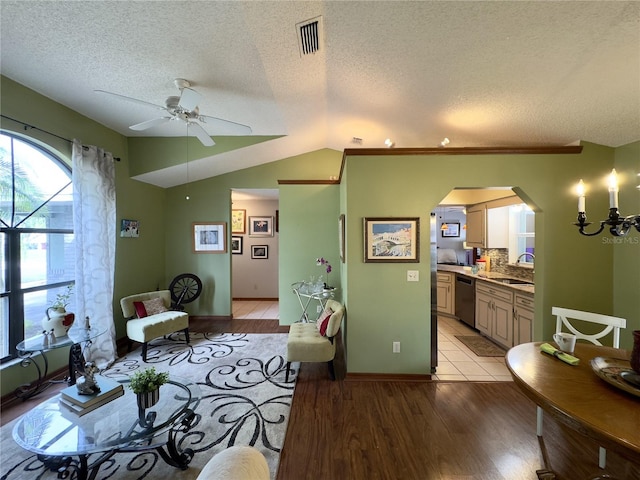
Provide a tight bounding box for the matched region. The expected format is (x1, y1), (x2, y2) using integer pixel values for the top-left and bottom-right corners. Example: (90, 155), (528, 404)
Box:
(437, 264), (535, 294)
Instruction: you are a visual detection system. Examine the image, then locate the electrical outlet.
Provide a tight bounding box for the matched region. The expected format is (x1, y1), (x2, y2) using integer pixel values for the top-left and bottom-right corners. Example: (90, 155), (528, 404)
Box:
(407, 270), (419, 282)
(317, 305), (322, 313)
(393, 341), (401, 353)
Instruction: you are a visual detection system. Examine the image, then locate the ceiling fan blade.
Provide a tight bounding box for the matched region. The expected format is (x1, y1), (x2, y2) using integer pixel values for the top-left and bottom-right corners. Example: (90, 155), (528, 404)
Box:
(179, 87), (202, 112)
(188, 122), (215, 146)
(95, 90), (165, 111)
(198, 115), (253, 135)
(130, 117), (172, 131)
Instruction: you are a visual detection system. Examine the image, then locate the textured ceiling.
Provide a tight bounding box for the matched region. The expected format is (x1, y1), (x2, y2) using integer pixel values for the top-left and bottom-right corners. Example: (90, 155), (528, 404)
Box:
(1, 1), (639, 188)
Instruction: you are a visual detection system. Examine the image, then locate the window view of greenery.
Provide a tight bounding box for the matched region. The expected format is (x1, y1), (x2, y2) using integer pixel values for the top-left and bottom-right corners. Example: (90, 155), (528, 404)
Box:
(0, 132), (75, 361)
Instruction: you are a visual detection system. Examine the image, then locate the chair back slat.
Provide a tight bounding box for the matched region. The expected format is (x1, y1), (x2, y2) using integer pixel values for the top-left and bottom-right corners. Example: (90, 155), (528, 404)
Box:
(552, 306), (626, 348)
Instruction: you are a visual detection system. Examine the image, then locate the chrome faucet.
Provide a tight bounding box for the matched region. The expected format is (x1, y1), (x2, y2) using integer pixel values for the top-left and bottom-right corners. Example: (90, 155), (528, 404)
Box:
(516, 252), (535, 264)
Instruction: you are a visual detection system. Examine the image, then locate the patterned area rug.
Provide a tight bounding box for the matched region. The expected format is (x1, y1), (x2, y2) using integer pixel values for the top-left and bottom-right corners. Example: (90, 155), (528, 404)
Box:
(455, 335), (507, 357)
(0, 333), (295, 480)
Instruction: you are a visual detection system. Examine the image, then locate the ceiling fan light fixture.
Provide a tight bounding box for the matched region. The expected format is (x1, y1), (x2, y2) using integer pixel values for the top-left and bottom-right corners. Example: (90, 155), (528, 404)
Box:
(95, 79), (250, 146)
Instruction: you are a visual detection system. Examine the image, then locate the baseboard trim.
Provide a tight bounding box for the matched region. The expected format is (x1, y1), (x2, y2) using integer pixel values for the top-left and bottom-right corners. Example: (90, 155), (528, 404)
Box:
(1, 365), (68, 410)
(233, 298), (279, 301)
(345, 372), (432, 382)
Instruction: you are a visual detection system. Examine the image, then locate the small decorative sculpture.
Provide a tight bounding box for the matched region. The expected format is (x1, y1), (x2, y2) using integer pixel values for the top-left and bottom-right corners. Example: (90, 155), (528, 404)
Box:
(76, 362), (101, 395)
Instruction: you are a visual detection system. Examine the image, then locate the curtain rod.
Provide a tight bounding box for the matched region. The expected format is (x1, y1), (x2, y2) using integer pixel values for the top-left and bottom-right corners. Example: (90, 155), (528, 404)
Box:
(1, 114), (121, 161)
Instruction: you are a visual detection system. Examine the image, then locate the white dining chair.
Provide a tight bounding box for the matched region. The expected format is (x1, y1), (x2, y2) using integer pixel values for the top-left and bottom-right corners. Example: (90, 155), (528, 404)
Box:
(538, 307), (627, 470)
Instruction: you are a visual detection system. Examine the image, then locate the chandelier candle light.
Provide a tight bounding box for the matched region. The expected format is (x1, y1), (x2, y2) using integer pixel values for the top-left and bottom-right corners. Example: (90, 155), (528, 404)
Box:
(575, 169), (640, 237)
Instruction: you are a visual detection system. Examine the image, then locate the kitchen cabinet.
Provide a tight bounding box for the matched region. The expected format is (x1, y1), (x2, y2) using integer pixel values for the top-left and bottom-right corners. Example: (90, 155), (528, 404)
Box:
(436, 272), (455, 315)
(475, 281), (514, 349)
(466, 204), (510, 249)
(486, 206), (509, 248)
(514, 292), (534, 345)
(466, 205), (486, 248)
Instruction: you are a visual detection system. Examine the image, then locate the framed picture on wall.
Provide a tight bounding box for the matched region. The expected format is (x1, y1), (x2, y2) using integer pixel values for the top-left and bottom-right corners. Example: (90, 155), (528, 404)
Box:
(231, 236), (243, 254)
(231, 209), (246, 234)
(193, 222), (226, 253)
(363, 217), (419, 263)
(251, 245), (268, 259)
(441, 222), (460, 237)
(249, 216), (273, 237)
(120, 219), (139, 238)
(339, 214), (345, 263)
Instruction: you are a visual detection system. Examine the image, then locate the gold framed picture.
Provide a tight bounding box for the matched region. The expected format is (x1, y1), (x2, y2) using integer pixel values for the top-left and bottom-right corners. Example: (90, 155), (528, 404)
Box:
(231, 209), (246, 234)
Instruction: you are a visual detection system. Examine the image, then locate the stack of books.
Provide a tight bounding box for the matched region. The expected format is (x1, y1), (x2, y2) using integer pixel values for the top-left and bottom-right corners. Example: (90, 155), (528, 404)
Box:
(59, 376), (124, 416)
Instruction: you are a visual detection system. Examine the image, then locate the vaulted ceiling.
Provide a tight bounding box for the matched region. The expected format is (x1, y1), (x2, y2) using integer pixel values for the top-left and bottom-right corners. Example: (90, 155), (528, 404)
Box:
(2, 1), (639, 187)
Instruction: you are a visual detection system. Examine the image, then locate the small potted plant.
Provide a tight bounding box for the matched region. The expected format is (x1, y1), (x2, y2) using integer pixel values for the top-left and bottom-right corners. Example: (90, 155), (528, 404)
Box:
(129, 367), (169, 410)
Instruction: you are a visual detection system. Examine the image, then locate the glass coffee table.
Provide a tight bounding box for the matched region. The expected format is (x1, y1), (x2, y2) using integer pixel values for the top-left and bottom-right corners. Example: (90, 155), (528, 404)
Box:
(15, 326), (106, 399)
(12, 376), (201, 480)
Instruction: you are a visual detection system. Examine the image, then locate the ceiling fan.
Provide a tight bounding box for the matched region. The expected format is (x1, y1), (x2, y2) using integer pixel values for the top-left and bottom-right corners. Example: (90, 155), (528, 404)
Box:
(95, 78), (252, 146)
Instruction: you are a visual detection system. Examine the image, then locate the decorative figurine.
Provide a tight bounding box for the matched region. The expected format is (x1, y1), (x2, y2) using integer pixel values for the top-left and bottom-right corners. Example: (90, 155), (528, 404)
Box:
(42, 330), (49, 348)
(75, 362), (101, 395)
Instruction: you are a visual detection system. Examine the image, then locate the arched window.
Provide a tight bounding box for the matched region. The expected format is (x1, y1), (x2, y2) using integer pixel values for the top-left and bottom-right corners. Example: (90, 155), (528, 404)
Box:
(0, 131), (75, 361)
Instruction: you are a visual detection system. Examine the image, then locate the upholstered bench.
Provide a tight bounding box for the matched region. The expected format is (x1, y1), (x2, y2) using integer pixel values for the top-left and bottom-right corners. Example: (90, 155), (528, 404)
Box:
(286, 299), (344, 381)
(196, 446), (269, 480)
(120, 290), (189, 362)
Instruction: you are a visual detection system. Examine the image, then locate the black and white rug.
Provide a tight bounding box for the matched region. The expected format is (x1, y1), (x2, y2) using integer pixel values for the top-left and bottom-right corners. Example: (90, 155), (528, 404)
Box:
(1, 332), (296, 480)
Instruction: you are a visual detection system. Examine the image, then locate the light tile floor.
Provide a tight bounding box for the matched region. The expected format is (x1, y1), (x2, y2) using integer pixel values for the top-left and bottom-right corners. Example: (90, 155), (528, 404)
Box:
(434, 315), (513, 382)
(233, 300), (280, 320)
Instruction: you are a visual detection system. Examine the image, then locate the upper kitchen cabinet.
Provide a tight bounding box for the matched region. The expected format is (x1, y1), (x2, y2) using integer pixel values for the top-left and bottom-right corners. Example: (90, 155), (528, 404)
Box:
(466, 198), (517, 249)
(466, 204), (486, 248)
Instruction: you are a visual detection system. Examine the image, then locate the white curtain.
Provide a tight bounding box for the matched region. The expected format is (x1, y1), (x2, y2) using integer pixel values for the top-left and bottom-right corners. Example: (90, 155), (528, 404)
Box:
(72, 140), (117, 368)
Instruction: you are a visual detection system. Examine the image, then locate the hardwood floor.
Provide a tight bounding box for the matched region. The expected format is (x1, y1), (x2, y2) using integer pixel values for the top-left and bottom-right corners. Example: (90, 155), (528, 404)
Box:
(3, 302), (639, 479)
(280, 356), (640, 480)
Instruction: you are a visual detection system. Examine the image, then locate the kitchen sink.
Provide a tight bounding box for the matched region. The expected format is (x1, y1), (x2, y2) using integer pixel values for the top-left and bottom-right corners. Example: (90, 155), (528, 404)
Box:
(499, 279), (534, 286)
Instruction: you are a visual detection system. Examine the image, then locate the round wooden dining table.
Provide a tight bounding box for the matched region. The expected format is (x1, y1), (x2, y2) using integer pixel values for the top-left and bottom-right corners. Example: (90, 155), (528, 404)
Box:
(506, 342), (640, 460)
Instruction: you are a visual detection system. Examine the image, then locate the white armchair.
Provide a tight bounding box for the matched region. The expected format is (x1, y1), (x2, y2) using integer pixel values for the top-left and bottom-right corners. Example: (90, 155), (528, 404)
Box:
(120, 290), (189, 362)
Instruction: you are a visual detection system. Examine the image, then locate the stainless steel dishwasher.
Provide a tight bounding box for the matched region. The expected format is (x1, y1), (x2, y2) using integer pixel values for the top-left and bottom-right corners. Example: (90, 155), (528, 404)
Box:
(455, 275), (476, 328)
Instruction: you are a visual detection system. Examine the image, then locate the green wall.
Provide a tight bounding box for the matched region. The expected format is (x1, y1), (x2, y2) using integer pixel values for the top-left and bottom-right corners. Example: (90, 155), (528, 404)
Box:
(1, 76), (167, 396)
(161, 149), (343, 318)
(1, 75), (638, 396)
(279, 185), (341, 324)
(613, 142), (640, 333)
(343, 144), (638, 374)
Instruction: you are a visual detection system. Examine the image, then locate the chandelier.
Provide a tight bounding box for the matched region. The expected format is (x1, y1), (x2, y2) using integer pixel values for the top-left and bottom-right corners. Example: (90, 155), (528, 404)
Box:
(575, 169), (640, 237)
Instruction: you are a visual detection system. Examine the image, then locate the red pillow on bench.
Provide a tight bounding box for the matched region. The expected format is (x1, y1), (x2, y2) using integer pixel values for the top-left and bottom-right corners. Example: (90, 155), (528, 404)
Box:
(133, 301), (148, 318)
(317, 310), (332, 337)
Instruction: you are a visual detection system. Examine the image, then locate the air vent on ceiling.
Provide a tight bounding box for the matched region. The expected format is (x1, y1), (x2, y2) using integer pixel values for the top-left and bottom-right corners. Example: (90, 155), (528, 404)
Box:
(296, 16), (323, 57)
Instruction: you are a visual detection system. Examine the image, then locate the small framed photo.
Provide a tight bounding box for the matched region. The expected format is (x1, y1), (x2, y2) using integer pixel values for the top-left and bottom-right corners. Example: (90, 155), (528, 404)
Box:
(363, 217), (420, 263)
(231, 209), (246, 234)
(441, 222), (460, 237)
(193, 222), (226, 253)
(249, 216), (274, 237)
(231, 236), (243, 254)
(120, 219), (139, 238)
(251, 245), (269, 259)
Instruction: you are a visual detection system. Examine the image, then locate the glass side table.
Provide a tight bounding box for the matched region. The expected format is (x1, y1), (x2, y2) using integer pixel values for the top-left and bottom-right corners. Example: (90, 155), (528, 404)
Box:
(15, 326), (106, 399)
(12, 376), (201, 480)
(292, 281), (336, 322)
